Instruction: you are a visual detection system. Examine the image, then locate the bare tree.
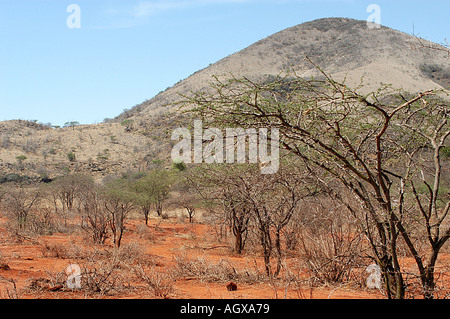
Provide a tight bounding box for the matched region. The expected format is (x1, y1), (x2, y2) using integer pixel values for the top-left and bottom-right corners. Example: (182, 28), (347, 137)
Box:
(47, 174), (93, 228)
(297, 194), (365, 284)
(77, 181), (110, 245)
(189, 164), (252, 254)
(184, 65), (449, 298)
(1, 184), (41, 232)
(192, 163), (317, 277)
(241, 165), (318, 277)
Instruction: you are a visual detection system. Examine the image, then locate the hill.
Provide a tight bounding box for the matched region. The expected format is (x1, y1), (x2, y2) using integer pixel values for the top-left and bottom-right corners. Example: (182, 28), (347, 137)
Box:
(1, 17), (448, 180)
(117, 17), (449, 123)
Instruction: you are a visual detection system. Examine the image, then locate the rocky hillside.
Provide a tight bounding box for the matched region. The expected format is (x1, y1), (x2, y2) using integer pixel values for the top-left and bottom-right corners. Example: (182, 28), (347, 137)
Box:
(1, 18), (448, 180)
(118, 18), (449, 123)
(0, 120), (157, 181)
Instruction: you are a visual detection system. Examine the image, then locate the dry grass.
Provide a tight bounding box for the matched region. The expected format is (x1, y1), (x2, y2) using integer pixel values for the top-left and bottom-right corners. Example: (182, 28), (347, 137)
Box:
(132, 263), (175, 298)
(0, 121), (153, 180)
(0, 275), (18, 299)
(172, 253), (266, 284)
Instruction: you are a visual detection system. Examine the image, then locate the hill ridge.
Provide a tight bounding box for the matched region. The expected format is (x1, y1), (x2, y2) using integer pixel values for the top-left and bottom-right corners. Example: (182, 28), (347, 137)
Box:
(1, 17), (448, 179)
(115, 17), (448, 123)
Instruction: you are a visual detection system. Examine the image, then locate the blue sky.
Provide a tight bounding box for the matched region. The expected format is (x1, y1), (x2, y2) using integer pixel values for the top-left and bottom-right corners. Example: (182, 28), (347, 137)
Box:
(0, 0), (448, 126)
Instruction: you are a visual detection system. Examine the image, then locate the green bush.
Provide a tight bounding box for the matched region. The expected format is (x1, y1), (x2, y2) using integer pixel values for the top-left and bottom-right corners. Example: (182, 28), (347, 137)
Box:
(172, 161), (186, 172)
(67, 152), (76, 162)
(16, 155), (27, 161)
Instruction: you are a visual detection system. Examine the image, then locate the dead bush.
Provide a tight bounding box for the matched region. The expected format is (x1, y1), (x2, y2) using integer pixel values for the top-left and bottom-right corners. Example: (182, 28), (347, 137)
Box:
(173, 253), (265, 284)
(135, 224), (156, 243)
(132, 263), (174, 298)
(108, 242), (151, 266)
(26, 277), (63, 293)
(41, 242), (70, 258)
(78, 248), (133, 295)
(81, 262), (122, 294)
(31, 245), (138, 295)
(28, 207), (57, 236)
(0, 275), (18, 299)
(298, 221), (364, 285)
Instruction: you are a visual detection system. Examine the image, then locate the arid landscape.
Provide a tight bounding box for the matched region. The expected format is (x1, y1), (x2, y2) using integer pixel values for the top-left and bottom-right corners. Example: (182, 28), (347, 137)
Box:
(0, 214), (387, 300)
(1, 210), (450, 299)
(1, 17), (449, 301)
(1, 18), (449, 181)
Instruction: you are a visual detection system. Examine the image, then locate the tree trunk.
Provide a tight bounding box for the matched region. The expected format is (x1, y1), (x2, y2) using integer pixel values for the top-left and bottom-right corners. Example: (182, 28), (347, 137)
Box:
(155, 201), (163, 217)
(421, 249), (441, 299)
(260, 223), (272, 276)
(274, 228), (282, 278)
(143, 206), (150, 226)
(114, 230), (123, 248)
(234, 229), (243, 254)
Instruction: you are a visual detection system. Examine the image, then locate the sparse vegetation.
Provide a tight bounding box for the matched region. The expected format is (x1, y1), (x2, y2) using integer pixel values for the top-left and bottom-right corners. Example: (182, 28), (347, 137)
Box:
(64, 121), (80, 130)
(67, 151), (76, 162)
(0, 18), (449, 300)
(184, 64), (449, 299)
(15, 155), (27, 165)
(420, 64), (450, 89)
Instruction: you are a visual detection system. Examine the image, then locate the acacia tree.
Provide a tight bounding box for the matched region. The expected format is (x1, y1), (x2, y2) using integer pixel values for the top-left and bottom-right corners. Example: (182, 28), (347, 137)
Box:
(47, 174), (92, 227)
(1, 185), (41, 232)
(102, 178), (136, 248)
(184, 67), (449, 298)
(187, 164), (252, 254)
(174, 171), (200, 223)
(192, 163), (316, 276)
(77, 179), (110, 245)
(131, 178), (155, 226)
(132, 169), (173, 223)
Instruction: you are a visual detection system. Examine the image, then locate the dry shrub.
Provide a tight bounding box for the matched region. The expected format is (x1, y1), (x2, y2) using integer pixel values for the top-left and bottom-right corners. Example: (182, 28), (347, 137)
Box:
(81, 260), (123, 295)
(36, 244), (144, 296)
(173, 253), (235, 283)
(279, 260), (315, 299)
(0, 275), (18, 299)
(78, 243), (156, 295)
(26, 276), (64, 293)
(40, 238), (100, 260)
(135, 224), (156, 243)
(172, 253), (265, 284)
(41, 242), (70, 258)
(132, 263), (174, 298)
(298, 211), (364, 285)
(28, 207), (57, 236)
(71, 247), (133, 295)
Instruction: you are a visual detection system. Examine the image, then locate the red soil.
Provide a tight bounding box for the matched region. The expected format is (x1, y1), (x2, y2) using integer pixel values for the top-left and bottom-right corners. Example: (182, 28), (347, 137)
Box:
(2, 215), (444, 299)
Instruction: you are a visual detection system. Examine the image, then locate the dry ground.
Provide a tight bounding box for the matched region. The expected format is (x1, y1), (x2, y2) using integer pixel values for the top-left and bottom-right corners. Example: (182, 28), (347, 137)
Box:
(0, 211), (414, 300)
